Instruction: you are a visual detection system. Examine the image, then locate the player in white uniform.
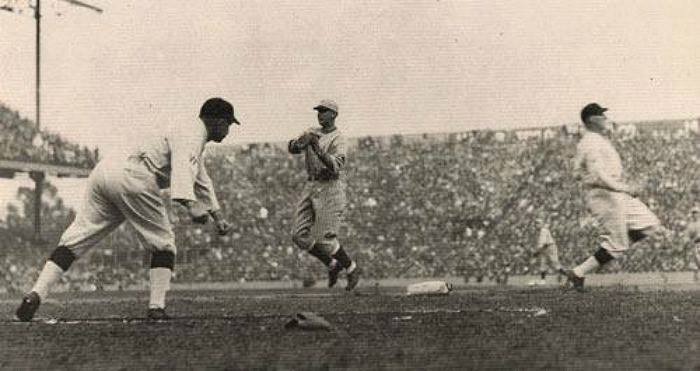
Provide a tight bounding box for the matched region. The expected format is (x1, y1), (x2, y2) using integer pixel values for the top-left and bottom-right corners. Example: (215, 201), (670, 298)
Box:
(685, 207), (700, 281)
(528, 216), (563, 286)
(563, 103), (663, 292)
(15, 98), (237, 321)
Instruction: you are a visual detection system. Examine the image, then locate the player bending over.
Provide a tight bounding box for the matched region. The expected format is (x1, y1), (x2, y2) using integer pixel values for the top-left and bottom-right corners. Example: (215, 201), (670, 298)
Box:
(288, 99), (360, 290)
(15, 98), (236, 321)
(563, 103), (666, 292)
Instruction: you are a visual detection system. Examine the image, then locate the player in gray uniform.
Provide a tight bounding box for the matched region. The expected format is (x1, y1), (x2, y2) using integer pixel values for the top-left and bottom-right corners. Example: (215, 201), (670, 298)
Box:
(563, 103), (664, 292)
(528, 215), (563, 286)
(685, 206), (700, 281)
(288, 99), (361, 290)
(15, 98), (237, 321)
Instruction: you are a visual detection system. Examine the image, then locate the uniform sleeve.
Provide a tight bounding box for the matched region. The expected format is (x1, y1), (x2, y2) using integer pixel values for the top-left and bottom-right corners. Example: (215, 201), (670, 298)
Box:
(194, 154), (221, 212)
(322, 134), (347, 176)
(169, 134), (200, 203)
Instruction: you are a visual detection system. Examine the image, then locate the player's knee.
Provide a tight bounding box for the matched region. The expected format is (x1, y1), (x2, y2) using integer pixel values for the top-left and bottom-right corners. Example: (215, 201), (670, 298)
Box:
(628, 229), (647, 244)
(150, 250), (175, 270)
(318, 232), (340, 253)
(594, 247), (615, 265)
(49, 245), (77, 271)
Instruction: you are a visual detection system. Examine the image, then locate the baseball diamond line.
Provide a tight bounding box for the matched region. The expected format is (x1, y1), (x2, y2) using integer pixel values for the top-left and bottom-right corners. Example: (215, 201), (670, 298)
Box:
(0, 307), (549, 325)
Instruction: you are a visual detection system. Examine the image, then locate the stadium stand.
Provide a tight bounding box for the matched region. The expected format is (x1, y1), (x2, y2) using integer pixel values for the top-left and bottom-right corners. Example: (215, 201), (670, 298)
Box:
(1, 108), (699, 288)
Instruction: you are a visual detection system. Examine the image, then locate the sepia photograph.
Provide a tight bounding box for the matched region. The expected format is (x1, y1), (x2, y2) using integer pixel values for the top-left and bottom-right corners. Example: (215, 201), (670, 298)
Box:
(1, 0), (699, 369)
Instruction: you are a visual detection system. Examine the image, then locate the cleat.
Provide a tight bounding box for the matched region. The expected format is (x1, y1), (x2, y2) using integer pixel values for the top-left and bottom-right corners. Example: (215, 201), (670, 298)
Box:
(562, 269), (585, 292)
(346, 267), (361, 291)
(328, 261), (342, 288)
(16, 291), (41, 322)
(147, 308), (170, 321)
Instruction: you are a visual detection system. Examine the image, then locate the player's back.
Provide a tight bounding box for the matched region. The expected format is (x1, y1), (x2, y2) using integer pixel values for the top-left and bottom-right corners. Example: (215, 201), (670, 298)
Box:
(576, 131), (623, 186)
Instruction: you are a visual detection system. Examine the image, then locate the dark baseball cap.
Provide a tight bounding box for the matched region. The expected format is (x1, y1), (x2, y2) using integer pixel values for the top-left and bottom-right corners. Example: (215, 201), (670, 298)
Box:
(199, 97), (240, 125)
(580, 103), (608, 123)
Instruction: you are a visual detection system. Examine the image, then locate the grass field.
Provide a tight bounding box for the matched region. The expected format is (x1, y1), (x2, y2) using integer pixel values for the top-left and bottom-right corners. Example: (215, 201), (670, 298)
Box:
(2, 279), (700, 371)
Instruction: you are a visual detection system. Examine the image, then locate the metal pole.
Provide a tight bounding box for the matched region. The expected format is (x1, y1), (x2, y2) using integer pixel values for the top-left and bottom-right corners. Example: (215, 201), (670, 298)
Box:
(29, 171), (45, 239)
(35, 0), (41, 131)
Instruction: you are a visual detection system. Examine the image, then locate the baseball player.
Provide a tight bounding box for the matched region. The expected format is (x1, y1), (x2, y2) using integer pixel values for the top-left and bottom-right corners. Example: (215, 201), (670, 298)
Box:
(288, 99), (361, 290)
(528, 215), (563, 286)
(685, 206), (700, 281)
(15, 97), (237, 321)
(563, 103), (664, 291)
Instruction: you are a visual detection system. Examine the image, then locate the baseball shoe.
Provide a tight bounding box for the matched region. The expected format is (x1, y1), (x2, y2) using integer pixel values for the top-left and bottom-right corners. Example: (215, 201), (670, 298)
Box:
(562, 269), (585, 292)
(16, 291), (41, 322)
(328, 261), (342, 288)
(147, 308), (170, 321)
(346, 267), (361, 291)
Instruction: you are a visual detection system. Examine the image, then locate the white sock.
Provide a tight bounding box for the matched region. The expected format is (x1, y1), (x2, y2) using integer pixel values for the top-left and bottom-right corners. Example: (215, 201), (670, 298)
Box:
(149, 268), (172, 309)
(573, 256), (600, 277)
(32, 261), (64, 300)
(346, 261), (357, 274)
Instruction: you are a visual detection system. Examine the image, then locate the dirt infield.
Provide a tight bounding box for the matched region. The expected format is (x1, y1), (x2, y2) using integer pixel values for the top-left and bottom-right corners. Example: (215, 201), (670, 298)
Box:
(2, 283), (700, 370)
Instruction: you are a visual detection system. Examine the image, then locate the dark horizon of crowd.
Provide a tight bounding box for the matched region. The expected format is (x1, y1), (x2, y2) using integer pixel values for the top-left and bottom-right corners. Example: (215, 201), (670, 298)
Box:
(1, 102), (699, 291)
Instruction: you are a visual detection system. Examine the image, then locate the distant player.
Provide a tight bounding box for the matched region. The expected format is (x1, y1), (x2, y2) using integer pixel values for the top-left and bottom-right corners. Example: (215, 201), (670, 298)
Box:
(563, 103), (664, 292)
(685, 206), (700, 281)
(288, 99), (361, 290)
(15, 98), (237, 321)
(528, 215), (563, 286)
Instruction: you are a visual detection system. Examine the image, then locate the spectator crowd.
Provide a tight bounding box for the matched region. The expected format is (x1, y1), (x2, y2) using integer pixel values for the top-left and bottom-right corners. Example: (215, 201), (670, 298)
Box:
(0, 103), (97, 168)
(2, 114), (699, 290)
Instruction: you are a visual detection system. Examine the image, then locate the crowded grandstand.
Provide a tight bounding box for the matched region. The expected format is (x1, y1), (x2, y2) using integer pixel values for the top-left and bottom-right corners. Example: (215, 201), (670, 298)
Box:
(1, 103), (699, 291)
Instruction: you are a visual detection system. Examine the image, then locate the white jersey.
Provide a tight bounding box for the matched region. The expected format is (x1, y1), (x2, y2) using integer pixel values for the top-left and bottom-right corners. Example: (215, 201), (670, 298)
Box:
(133, 121), (220, 212)
(537, 227), (555, 249)
(573, 131), (627, 191)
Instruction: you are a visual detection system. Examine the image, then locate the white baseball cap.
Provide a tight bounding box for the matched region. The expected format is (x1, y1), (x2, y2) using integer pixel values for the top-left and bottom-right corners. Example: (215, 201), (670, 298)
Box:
(313, 99), (338, 113)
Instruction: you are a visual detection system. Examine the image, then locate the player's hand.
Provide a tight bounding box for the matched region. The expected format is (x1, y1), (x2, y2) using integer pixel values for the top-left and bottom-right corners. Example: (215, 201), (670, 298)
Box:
(296, 133), (312, 147)
(214, 219), (232, 236)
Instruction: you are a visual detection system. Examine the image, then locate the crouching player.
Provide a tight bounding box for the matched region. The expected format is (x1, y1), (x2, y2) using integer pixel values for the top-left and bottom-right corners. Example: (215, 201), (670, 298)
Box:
(15, 98), (237, 321)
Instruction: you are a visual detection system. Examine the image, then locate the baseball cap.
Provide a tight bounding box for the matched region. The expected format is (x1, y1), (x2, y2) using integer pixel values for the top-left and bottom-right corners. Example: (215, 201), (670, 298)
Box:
(200, 97), (240, 125)
(313, 99), (338, 113)
(580, 103), (608, 123)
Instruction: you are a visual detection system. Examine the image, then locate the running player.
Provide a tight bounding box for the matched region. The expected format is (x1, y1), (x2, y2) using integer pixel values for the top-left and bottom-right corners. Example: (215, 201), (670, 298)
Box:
(563, 103), (664, 292)
(288, 99), (361, 290)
